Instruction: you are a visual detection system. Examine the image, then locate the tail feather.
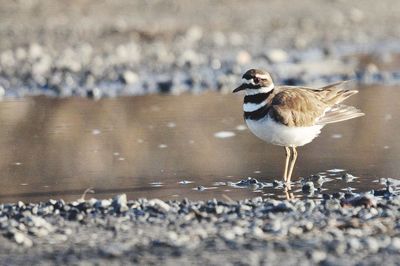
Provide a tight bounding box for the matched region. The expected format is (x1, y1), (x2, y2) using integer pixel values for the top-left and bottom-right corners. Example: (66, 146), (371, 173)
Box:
(318, 80), (358, 105)
(317, 104), (365, 125)
(319, 80), (351, 90)
(315, 80), (364, 125)
(322, 89), (359, 105)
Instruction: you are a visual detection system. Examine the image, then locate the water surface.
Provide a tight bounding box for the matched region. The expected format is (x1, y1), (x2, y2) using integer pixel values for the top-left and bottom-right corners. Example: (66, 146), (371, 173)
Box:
(0, 86), (399, 202)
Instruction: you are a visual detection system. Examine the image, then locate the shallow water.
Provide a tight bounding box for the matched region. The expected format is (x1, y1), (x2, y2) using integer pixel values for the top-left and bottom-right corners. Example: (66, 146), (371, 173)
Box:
(0, 86), (399, 203)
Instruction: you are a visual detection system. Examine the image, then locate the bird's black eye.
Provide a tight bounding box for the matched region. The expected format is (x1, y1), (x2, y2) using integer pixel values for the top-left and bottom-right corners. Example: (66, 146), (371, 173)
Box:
(253, 77), (260, 84)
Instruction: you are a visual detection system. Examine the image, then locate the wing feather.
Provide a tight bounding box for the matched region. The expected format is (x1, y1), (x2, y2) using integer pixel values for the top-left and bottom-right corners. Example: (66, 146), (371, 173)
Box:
(269, 89), (328, 127)
(270, 81), (362, 127)
(316, 104), (365, 125)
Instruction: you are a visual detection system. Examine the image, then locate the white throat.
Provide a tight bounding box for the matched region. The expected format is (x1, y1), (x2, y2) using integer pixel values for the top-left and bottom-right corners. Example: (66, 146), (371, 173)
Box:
(245, 83), (274, 96)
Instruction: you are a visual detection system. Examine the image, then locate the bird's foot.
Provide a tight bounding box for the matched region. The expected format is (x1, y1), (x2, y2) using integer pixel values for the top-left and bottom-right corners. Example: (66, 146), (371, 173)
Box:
(283, 181), (292, 190)
(284, 184), (294, 200)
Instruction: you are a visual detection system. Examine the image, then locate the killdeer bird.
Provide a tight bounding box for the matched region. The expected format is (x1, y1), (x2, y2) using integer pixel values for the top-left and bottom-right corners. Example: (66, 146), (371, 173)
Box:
(233, 69), (364, 184)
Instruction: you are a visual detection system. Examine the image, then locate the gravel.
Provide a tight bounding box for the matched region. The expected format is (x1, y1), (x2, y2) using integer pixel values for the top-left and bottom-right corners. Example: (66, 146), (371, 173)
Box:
(0, 190), (399, 265)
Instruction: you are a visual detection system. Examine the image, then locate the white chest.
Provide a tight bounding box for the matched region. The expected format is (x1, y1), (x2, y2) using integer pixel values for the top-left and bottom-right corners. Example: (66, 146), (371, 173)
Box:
(245, 116), (323, 147)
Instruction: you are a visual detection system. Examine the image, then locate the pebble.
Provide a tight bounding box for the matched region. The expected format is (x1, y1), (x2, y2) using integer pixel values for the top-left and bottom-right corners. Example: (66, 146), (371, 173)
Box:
(230, 177), (270, 189)
(389, 238), (400, 250)
(265, 49), (289, 64)
(302, 182), (315, 194)
(235, 50), (251, 65)
(342, 173), (356, 182)
(95, 199), (111, 209)
(13, 231), (33, 247)
(342, 195), (377, 208)
(148, 199), (171, 212)
(308, 250), (327, 263)
(196, 186), (206, 191)
(100, 243), (128, 257)
(325, 199), (341, 211)
(112, 194), (129, 212)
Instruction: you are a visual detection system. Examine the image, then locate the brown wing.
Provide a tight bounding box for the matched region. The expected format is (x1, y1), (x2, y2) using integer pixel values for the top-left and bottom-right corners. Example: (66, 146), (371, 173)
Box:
(270, 81), (361, 127)
(269, 88), (329, 127)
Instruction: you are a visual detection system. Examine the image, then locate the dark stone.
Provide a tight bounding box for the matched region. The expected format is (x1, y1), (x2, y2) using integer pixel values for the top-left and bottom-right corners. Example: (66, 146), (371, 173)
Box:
(157, 80), (173, 93)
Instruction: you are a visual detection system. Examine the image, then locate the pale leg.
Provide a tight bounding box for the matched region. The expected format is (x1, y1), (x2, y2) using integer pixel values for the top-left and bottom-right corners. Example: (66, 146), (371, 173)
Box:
(287, 146), (298, 183)
(283, 146), (291, 182)
(284, 183), (294, 200)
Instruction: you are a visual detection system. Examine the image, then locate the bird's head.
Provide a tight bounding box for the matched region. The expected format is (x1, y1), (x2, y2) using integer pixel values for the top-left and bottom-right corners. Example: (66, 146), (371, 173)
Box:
(233, 69), (274, 95)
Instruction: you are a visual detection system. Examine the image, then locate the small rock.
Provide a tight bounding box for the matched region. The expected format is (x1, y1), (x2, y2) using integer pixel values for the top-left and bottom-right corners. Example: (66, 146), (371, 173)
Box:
(265, 49), (289, 64)
(24, 216), (53, 231)
(307, 250), (327, 263)
(236, 50), (251, 65)
(157, 79), (173, 93)
(272, 180), (282, 187)
(87, 87), (102, 100)
(332, 192), (345, 199)
(325, 199), (341, 211)
(322, 194), (331, 200)
(148, 199), (171, 212)
(95, 199), (111, 209)
(342, 195), (377, 208)
(185, 26), (203, 42)
(302, 182), (315, 194)
(112, 194), (129, 212)
(13, 231), (33, 247)
(363, 237), (380, 253)
(342, 173), (356, 182)
(122, 71), (139, 85)
(233, 177), (259, 187)
(196, 186), (206, 191)
(100, 244), (127, 257)
(389, 237), (400, 250)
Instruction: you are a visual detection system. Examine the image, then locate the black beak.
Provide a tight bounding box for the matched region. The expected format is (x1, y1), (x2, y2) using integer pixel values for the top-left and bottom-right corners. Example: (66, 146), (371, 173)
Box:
(233, 84), (246, 93)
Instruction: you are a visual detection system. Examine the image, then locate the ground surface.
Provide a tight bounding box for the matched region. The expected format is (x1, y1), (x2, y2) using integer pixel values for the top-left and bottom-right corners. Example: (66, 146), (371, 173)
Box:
(1, 191), (400, 265)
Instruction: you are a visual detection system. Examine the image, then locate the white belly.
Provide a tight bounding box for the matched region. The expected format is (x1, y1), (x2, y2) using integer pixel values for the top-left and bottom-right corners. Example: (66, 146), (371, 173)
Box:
(246, 116), (323, 147)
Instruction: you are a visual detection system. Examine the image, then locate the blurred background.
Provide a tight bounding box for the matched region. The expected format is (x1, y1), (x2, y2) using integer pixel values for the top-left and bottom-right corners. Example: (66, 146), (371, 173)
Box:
(0, 0), (399, 97)
(0, 0), (399, 202)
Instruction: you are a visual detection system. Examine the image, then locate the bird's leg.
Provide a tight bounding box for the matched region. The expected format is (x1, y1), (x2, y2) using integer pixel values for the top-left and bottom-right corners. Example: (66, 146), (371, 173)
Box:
(284, 183), (294, 200)
(283, 146), (291, 182)
(287, 146), (298, 183)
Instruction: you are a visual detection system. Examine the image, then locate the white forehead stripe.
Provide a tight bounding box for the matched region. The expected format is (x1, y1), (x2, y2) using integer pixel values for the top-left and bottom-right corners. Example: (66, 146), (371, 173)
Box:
(255, 74), (270, 79)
